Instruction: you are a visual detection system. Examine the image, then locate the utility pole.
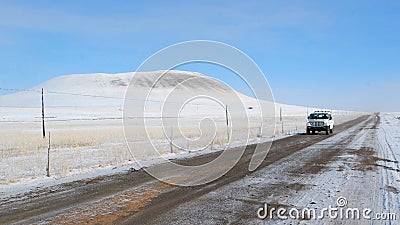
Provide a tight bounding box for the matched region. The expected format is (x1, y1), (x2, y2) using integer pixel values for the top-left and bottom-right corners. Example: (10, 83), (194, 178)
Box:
(42, 88), (46, 138)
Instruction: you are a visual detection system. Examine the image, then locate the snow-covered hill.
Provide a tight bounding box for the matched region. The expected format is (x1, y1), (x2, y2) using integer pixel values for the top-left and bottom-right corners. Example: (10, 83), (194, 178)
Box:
(0, 70), (242, 107)
(0, 70), (365, 123)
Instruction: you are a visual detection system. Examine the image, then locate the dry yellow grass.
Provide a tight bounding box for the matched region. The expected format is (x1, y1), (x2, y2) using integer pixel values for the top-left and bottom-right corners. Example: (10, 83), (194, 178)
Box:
(0, 112), (366, 182)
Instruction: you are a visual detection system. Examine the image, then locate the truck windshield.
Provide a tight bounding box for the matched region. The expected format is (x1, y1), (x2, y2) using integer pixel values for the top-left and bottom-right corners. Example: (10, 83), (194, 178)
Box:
(309, 113), (329, 119)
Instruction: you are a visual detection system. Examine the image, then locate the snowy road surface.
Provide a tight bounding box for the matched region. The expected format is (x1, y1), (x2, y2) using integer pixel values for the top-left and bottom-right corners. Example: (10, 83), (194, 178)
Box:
(0, 114), (399, 225)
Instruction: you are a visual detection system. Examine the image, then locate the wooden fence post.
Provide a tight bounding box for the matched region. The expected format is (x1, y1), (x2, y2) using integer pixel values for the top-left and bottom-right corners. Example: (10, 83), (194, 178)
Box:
(46, 132), (51, 177)
(225, 105), (230, 142)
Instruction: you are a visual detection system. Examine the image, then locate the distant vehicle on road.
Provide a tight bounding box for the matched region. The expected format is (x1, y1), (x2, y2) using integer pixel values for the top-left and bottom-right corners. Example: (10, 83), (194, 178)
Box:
(306, 111), (334, 135)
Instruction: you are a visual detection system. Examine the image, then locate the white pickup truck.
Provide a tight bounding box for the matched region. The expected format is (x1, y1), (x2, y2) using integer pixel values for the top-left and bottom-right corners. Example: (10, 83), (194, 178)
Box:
(306, 111), (334, 135)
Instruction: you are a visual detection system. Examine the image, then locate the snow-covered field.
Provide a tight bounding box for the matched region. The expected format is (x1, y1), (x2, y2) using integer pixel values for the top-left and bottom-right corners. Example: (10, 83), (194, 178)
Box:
(0, 71), (369, 187)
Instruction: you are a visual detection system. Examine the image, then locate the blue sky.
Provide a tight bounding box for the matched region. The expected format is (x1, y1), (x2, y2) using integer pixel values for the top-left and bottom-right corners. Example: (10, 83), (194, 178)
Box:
(0, 0), (399, 111)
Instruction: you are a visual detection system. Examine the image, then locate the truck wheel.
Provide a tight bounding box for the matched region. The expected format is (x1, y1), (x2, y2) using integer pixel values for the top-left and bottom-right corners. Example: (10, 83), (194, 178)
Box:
(330, 127), (334, 134)
(306, 128), (310, 135)
(312, 130), (315, 135)
(325, 126), (330, 135)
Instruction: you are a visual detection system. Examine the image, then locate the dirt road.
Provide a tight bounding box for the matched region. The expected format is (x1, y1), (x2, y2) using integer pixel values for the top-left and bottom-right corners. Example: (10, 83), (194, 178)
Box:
(2, 115), (395, 224)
